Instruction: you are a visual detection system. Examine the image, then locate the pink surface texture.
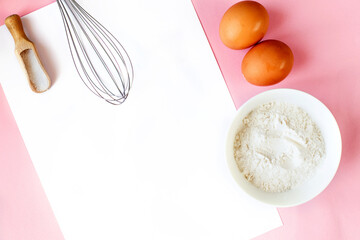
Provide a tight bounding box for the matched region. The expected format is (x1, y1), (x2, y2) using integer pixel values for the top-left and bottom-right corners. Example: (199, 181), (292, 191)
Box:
(192, 0), (360, 239)
(0, 86), (63, 240)
(0, 0), (54, 25)
(1, 0), (360, 239)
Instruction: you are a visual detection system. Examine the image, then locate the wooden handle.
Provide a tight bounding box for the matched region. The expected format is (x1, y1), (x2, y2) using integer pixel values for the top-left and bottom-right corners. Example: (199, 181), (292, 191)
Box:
(5, 14), (30, 44)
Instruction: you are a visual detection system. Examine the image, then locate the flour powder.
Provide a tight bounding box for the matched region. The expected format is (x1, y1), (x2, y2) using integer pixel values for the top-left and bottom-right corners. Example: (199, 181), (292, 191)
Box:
(234, 101), (325, 192)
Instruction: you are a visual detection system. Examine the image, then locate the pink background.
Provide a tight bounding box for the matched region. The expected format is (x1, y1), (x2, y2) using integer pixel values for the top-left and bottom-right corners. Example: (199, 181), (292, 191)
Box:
(0, 86), (63, 239)
(1, 0), (360, 239)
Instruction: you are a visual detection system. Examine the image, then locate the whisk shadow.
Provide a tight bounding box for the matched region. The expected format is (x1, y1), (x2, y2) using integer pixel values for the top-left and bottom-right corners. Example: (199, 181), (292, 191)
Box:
(21, 18), (59, 87)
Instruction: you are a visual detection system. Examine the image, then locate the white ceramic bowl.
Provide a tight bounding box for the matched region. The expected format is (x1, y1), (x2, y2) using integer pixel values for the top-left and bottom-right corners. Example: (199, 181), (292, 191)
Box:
(226, 89), (342, 207)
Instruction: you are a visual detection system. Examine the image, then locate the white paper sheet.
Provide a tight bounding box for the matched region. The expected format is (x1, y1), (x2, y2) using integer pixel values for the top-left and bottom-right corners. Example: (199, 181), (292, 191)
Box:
(0, 1), (282, 239)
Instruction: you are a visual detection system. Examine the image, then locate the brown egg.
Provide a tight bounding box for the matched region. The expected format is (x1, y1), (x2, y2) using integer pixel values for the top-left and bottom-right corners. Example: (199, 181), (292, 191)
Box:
(219, 1), (269, 50)
(242, 40), (294, 86)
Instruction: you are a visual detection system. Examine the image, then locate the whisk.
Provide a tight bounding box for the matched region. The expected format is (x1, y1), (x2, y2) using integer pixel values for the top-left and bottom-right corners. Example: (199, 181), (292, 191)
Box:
(56, 0), (134, 105)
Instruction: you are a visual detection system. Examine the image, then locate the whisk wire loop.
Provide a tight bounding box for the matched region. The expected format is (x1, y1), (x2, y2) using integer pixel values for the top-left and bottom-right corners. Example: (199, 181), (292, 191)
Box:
(56, 0), (134, 105)
(72, 1), (127, 95)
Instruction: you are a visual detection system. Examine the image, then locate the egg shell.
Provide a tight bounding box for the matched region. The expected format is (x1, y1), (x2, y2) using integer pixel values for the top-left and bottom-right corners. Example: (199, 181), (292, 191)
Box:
(242, 40), (294, 86)
(219, 1), (269, 50)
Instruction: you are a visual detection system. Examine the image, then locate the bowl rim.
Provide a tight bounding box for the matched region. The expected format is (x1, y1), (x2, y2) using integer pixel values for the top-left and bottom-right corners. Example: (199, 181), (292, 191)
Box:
(226, 88), (342, 207)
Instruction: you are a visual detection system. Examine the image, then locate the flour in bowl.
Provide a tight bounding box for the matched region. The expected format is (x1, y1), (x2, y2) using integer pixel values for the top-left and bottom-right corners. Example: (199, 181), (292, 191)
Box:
(233, 101), (325, 192)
